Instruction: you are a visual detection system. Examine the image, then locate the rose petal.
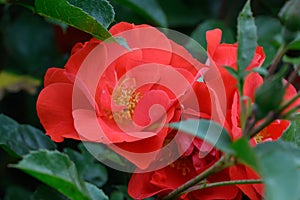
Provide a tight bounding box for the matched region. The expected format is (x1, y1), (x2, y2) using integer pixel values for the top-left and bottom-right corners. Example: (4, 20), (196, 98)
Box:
(36, 83), (78, 142)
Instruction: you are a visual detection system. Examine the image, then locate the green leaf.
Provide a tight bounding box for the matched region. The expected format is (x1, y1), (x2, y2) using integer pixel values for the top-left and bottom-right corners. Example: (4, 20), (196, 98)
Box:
(34, 0), (114, 40)
(169, 119), (234, 154)
(254, 69), (286, 119)
(231, 138), (258, 171)
(12, 150), (92, 200)
(85, 183), (108, 200)
(255, 16), (282, 68)
(0, 114), (56, 157)
(191, 19), (235, 49)
(64, 145), (108, 187)
(113, 0), (167, 27)
(251, 67), (269, 76)
(255, 141), (300, 200)
(237, 0), (257, 73)
(281, 121), (300, 147)
(67, 0), (114, 28)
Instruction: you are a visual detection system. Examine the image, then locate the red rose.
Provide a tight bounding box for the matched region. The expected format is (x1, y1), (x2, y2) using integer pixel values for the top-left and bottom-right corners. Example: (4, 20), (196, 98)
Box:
(37, 22), (207, 169)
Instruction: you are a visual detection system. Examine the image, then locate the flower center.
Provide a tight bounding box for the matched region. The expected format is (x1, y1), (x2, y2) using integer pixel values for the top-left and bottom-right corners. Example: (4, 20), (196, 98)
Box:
(170, 159), (191, 176)
(112, 78), (141, 122)
(254, 133), (264, 144)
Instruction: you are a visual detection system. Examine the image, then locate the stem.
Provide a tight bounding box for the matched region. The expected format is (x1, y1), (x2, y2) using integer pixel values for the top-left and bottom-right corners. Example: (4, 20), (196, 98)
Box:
(287, 63), (300, 84)
(161, 155), (232, 200)
(185, 179), (263, 193)
(248, 91), (300, 138)
(268, 44), (286, 75)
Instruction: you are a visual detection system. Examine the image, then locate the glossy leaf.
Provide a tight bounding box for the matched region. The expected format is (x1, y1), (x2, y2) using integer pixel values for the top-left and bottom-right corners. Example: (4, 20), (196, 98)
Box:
(169, 119), (234, 154)
(113, 0), (167, 27)
(237, 0), (257, 73)
(64, 145), (108, 187)
(0, 114), (56, 157)
(34, 0), (113, 40)
(255, 140), (300, 200)
(12, 150), (108, 200)
(12, 150), (90, 200)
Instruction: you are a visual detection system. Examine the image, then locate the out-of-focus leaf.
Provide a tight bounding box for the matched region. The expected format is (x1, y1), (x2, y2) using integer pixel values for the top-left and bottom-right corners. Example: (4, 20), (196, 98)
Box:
(110, 186), (133, 200)
(0, 114), (56, 158)
(281, 121), (300, 147)
(237, 0), (257, 73)
(31, 185), (69, 200)
(191, 19), (234, 49)
(288, 33), (300, 50)
(64, 145), (108, 187)
(112, 0), (167, 27)
(255, 140), (300, 200)
(255, 16), (282, 68)
(12, 150), (107, 200)
(0, 71), (41, 99)
(254, 69), (285, 119)
(34, 0), (113, 40)
(231, 138), (258, 171)
(169, 119), (234, 154)
(3, 11), (63, 77)
(4, 186), (32, 200)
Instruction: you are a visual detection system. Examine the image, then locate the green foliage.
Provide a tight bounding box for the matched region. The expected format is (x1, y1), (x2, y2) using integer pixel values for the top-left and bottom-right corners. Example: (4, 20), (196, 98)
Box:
(278, 0), (300, 32)
(2, 11), (62, 77)
(12, 150), (108, 200)
(64, 144), (108, 187)
(255, 16), (282, 68)
(255, 141), (300, 200)
(169, 119), (234, 154)
(0, 114), (56, 157)
(237, 0), (258, 74)
(191, 19), (234, 49)
(112, 0), (167, 27)
(231, 138), (258, 171)
(254, 70), (285, 119)
(34, 0), (114, 40)
(281, 121), (300, 147)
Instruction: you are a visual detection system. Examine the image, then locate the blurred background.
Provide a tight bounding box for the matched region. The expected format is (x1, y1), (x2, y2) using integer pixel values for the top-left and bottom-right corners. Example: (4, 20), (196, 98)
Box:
(0, 0), (293, 199)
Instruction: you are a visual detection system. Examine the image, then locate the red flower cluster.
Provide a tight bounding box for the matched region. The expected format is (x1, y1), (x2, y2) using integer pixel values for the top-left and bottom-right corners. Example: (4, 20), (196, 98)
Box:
(36, 23), (298, 199)
(128, 29), (298, 199)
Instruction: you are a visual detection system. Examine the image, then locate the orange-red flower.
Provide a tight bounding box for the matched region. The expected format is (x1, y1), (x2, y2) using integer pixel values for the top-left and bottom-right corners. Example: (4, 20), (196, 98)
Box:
(36, 22), (207, 168)
(128, 29), (299, 200)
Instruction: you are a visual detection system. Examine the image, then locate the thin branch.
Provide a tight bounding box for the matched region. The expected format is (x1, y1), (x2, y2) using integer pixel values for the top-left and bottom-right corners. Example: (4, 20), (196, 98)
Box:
(185, 179), (263, 193)
(268, 44), (286, 75)
(248, 91), (300, 138)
